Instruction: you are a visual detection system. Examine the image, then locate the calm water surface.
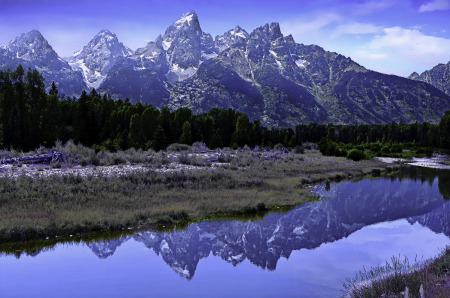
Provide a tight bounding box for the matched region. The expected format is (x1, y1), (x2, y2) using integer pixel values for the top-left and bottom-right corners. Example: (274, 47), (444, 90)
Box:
(1, 167), (449, 297)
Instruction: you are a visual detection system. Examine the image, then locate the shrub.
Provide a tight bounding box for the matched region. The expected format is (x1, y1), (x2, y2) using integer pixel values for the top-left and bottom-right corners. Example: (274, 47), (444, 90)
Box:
(177, 153), (209, 166)
(191, 142), (207, 152)
(326, 142), (339, 156)
(178, 153), (192, 165)
(369, 143), (382, 153)
(336, 148), (347, 157)
(273, 143), (284, 150)
(381, 146), (391, 155)
(416, 147), (433, 158)
(124, 148), (147, 164)
(112, 153), (127, 165)
(303, 142), (314, 150)
(391, 143), (403, 153)
(347, 149), (365, 161)
(51, 162), (61, 169)
(318, 140), (346, 156)
(167, 143), (191, 152)
(293, 145), (305, 154)
(217, 153), (232, 163)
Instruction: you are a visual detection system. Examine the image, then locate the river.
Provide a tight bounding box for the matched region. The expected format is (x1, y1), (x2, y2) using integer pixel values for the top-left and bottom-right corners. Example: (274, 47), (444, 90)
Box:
(1, 166), (449, 297)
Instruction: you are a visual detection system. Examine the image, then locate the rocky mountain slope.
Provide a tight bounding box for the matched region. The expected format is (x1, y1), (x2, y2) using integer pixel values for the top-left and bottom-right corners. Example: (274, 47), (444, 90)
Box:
(1, 12), (450, 125)
(97, 11), (450, 125)
(409, 61), (450, 96)
(68, 30), (133, 89)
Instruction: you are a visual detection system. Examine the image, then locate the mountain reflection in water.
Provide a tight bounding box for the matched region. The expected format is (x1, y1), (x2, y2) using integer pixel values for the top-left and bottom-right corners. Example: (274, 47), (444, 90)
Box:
(81, 166), (450, 279)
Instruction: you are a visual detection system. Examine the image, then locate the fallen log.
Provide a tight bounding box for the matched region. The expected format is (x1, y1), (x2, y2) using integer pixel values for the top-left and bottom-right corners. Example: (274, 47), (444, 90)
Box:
(0, 149), (66, 165)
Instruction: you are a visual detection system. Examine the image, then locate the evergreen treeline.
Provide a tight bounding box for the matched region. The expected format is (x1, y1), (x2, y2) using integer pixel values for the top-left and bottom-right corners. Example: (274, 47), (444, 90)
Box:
(0, 66), (449, 154)
(0, 66), (287, 151)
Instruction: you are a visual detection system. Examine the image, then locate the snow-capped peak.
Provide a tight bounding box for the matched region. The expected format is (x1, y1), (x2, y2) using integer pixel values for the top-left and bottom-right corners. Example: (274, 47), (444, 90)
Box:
(68, 30), (133, 89)
(215, 26), (249, 52)
(230, 26), (249, 39)
(73, 29), (133, 59)
(174, 11), (198, 27)
(162, 11), (216, 82)
(0, 29), (86, 96)
(4, 29), (56, 61)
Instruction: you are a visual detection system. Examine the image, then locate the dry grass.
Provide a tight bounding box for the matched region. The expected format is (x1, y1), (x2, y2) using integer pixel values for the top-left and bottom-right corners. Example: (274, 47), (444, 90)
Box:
(343, 247), (450, 297)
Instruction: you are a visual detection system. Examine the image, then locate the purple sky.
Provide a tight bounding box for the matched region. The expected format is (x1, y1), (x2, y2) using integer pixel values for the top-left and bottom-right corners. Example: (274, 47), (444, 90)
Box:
(1, 0), (449, 76)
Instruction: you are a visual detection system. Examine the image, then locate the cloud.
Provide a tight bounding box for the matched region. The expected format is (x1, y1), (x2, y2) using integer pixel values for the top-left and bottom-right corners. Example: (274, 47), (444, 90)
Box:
(354, 1), (395, 14)
(419, 0), (450, 12)
(280, 12), (341, 47)
(333, 22), (382, 36)
(370, 27), (450, 58)
(350, 26), (450, 76)
(281, 12), (341, 35)
(352, 50), (387, 61)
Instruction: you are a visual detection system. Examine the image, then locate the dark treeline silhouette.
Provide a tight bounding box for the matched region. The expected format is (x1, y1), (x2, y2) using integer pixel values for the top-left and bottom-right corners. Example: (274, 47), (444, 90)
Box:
(0, 66), (290, 151)
(0, 66), (449, 152)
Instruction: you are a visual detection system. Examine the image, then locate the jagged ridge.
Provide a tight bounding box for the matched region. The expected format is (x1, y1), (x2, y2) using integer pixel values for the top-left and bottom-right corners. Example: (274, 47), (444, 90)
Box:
(1, 11), (450, 125)
(409, 61), (450, 96)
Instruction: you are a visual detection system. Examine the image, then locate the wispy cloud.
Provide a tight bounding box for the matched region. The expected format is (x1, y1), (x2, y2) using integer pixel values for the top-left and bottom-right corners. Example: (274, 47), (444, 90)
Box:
(369, 27), (450, 57)
(352, 50), (387, 61)
(281, 12), (341, 35)
(419, 0), (450, 12)
(350, 26), (450, 76)
(280, 12), (341, 47)
(354, 1), (395, 14)
(333, 22), (382, 36)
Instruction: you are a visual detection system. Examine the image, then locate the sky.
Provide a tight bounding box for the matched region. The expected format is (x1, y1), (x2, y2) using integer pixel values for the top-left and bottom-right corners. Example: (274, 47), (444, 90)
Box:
(0, 0), (449, 77)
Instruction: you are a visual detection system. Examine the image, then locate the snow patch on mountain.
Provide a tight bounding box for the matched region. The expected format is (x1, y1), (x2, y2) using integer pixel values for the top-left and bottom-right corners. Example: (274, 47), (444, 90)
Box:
(169, 64), (198, 81)
(68, 30), (133, 89)
(295, 59), (306, 68)
(71, 59), (106, 89)
(162, 40), (172, 51)
(175, 12), (195, 27)
(161, 239), (170, 251)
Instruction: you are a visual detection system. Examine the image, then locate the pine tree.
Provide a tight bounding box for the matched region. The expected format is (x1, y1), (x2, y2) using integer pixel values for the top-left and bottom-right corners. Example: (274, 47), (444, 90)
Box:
(129, 113), (143, 149)
(210, 129), (224, 149)
(179, 121), (192, 145)
(50, 81), (58, 96)
(151, 125), (168, 151)
(233, 113), (250, 147)
(439, 110), (450, 151)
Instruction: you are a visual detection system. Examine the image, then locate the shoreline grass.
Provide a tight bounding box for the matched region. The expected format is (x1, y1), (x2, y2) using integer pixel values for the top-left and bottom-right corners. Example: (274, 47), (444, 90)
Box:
(343, 246), (450, 297)
(0, 149), (397, 244)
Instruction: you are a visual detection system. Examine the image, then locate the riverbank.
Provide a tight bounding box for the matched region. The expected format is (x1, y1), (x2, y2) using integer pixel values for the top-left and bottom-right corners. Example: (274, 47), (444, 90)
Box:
(376, 154), (450, 170)
(0, 149), (397, 244)
(344, 246), (450, 297)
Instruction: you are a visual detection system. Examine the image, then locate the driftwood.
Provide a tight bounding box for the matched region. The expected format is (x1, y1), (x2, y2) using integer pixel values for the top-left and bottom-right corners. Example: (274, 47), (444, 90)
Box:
(0, 149), (66, 165)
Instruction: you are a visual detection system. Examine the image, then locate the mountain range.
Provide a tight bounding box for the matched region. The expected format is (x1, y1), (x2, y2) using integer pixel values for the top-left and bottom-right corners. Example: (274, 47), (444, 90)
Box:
(1, 11), (450, 125)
